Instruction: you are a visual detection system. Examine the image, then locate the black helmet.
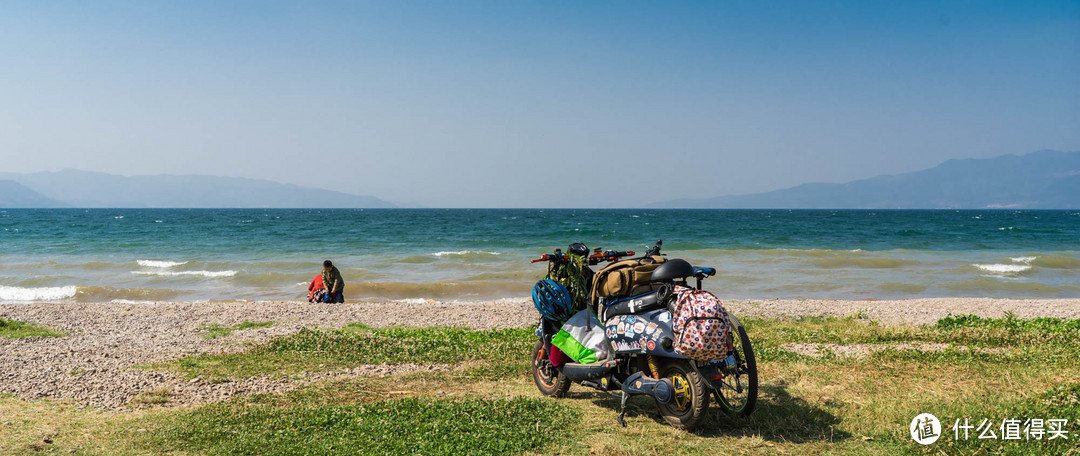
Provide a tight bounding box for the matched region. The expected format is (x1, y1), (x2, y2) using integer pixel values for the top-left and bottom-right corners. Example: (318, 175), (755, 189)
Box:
(568, 242), (589, 257)
(651, 259), (695, 282)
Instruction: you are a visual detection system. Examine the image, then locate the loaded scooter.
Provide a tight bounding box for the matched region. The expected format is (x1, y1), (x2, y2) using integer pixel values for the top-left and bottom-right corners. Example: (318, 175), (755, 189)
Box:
(529, 240), (757, 431)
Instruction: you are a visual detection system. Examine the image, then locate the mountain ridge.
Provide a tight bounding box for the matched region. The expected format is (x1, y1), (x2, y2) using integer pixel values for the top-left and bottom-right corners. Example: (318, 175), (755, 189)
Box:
(0, 170), (395, 208)
(652, 150), (1080, 209)
(0, 180), (67, 208)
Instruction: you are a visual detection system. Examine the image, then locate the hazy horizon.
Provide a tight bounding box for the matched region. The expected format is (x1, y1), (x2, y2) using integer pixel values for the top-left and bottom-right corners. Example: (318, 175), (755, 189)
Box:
(2, 2), (1078, 207)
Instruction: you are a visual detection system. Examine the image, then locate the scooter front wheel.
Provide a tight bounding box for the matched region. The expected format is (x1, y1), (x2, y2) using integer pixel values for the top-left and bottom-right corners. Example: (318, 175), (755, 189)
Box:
(531, 340), (571, 397)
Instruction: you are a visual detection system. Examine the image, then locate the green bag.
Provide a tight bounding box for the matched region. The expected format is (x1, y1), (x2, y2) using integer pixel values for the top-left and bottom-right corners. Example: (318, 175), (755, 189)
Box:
(550, 310), (610, 365)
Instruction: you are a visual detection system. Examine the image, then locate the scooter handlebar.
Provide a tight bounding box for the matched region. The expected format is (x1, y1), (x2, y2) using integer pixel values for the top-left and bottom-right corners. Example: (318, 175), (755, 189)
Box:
(530, 248), (635, 264)
(530, 253), (556, 263)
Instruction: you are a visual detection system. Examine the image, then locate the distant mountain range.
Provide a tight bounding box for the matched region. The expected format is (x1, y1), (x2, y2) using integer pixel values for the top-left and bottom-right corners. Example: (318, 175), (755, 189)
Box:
(0, 170), (395, 208)
(3, 151), (1078, 209)
(0, 180), (65, 208)
(653, 150), (1080, 209)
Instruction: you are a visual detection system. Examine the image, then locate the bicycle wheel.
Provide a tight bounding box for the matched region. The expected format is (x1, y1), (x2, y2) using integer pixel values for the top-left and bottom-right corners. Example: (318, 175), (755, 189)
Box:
(714, 313), (758, 417)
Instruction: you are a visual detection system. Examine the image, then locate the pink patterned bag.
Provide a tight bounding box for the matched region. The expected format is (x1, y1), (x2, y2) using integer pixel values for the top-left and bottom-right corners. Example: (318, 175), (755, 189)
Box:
(670, 286), (734, 361)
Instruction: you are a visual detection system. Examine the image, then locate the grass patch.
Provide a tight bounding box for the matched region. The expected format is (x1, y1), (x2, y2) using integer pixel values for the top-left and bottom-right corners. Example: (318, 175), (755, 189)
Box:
(130, 388), (171, 406)
(883, 382), (1080, 455)
(158, 325), (534, 380)
(0, 318), (64, 338)
(11, 314), (1080, 455)
(138, 396), (577, 456)
(745, 314), (1080, 366)
(198, 320), (275, 339)
(934, 313), (1080, 346)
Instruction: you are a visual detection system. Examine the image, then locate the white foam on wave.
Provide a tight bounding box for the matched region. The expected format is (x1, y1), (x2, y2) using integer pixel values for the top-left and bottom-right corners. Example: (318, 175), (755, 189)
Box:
(1010, 256), (1036, 264)
(0, 285), (78, 301)
(137, 260), (188, 268)
(109, 299), (156, 305)
(132, 270), (237, 278)
(397, 298), (441, 304)
(431, 251), (500, 257)
(973, 264), (1032, 274)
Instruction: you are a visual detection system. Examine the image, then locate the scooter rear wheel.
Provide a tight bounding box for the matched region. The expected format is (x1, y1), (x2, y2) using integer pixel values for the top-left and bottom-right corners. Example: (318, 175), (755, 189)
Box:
(655, 360), (709, 431)
(531, 340), (570, 398)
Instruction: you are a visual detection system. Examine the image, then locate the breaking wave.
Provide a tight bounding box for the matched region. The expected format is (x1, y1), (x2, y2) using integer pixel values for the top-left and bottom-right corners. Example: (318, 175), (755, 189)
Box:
(0, 285), (78, 301)
(431, 251), (501, 257)
(132, 270), (238, 278)
(973, 255), (1043, 275)
(137, 260), (188, 268)
(973, 264), (1032, 274)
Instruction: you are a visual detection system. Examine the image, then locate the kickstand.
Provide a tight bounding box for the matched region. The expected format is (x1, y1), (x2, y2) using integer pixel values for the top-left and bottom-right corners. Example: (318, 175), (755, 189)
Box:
(616, 392), (629, 427)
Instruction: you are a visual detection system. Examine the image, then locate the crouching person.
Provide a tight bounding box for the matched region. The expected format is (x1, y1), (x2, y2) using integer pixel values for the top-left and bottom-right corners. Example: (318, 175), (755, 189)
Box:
(308, 273), (326, 303)
(321, 260), (345, 303)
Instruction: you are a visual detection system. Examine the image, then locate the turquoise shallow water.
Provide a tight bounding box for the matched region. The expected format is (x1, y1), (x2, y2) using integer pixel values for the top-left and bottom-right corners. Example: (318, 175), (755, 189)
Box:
(1, 209), (1078, 302)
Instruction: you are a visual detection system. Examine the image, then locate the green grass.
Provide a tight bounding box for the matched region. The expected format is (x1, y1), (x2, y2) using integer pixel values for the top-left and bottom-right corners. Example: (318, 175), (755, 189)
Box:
(6, 315), (1080, 455)
(728, 314), (1080, 455)
(130, 388), (171, 406)
(136, 396), (577, 456)
(745, 313), (1080, 366)
(0, 318), (64, 338)
(157, 325), (534, 380)
(198, 320), (276, 339)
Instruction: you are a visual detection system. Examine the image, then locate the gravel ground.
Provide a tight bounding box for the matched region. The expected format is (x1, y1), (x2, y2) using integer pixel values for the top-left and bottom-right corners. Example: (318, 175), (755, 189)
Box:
(2, 297), (1079, 409)
(0, 299), (535, 409)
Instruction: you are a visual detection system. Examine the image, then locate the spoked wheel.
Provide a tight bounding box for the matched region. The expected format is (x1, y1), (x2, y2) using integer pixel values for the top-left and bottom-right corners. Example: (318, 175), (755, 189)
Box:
(655, 360), (709, 431)
(714, 313), (758, 417)
(531, 340), (570, 397)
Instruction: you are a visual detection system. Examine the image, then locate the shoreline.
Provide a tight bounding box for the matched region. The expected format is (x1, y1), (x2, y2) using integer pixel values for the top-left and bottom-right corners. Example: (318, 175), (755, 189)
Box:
(2, 297), (1079, 409)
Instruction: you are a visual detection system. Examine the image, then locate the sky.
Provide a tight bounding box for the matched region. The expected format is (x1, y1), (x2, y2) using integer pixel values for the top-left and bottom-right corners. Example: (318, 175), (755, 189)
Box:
(1, 1), (1078, 208)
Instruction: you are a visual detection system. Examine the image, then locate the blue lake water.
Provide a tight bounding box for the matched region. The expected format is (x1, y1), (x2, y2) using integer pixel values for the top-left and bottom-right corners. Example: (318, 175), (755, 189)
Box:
(1, 209), (1078, 302)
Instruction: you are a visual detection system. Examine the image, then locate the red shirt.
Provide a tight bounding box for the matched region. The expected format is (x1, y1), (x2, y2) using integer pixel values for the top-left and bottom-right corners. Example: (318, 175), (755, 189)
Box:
(308, 275), (324, 300)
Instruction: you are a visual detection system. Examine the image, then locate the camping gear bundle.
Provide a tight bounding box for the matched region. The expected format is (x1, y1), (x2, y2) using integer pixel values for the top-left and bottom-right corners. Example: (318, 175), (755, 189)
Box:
(589, 255), (668, 307)
(531, 248), (733, 364)
(528, 241), (758, 431)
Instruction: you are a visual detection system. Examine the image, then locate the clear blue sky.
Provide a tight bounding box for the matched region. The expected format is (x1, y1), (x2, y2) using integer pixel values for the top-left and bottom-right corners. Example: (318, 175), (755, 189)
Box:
(1, 1), (1077, 207)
